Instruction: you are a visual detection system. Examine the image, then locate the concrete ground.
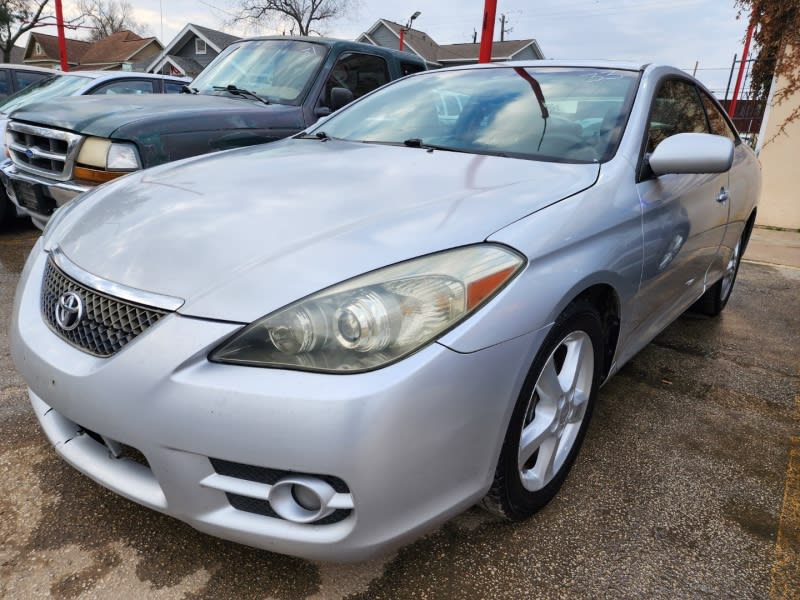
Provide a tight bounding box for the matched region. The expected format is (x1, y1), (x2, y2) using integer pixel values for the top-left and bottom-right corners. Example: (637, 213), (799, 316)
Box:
(0, 220), (798, 599)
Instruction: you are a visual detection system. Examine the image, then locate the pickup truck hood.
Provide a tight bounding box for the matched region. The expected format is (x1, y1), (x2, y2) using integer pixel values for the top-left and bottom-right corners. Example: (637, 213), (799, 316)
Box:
(10, 93), (304, 139)
(52, 139), (600, 323)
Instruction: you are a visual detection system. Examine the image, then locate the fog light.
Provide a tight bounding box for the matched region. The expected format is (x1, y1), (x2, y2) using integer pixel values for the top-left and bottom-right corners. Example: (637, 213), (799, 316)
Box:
(269, 476), (337, 523)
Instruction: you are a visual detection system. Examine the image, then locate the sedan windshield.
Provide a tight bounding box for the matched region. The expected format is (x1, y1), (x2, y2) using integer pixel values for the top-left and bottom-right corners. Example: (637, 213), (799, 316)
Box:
(0, 74), (91, 115)
(314, 67), (640, 163)
(192, 39), (328, 105)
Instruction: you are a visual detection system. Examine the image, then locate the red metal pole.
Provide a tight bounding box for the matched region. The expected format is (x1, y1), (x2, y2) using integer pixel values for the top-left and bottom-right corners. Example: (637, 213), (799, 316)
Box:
(399, 28), (405, 51)
(55, 0), (69, 71)
(478, 0), (497, 63)
(729, 18), (755, 119)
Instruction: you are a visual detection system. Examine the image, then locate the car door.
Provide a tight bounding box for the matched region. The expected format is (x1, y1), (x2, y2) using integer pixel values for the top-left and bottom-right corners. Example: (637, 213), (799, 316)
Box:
(634, 78), (730, 329)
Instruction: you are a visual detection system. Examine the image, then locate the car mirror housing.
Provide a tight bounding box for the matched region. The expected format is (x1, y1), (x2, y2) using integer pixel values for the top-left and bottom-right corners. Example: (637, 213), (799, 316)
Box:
(649, 133), (734, 176)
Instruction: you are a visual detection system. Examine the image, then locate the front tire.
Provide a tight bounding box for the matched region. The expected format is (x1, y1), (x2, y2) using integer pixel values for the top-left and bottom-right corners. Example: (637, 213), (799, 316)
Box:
(482, 300), (603, 520)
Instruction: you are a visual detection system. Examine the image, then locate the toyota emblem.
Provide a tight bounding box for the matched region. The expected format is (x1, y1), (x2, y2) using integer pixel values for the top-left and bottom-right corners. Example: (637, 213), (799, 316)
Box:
(55, 291), (84, 331)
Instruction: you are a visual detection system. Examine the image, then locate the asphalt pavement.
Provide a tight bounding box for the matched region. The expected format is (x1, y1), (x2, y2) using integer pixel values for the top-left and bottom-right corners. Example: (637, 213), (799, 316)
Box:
(0, 220), (798, 599)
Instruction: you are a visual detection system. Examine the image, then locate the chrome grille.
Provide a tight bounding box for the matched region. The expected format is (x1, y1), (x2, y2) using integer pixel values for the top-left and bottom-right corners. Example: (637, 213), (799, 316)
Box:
(7, 121), (83, 181)
(41, 258), (166, 357)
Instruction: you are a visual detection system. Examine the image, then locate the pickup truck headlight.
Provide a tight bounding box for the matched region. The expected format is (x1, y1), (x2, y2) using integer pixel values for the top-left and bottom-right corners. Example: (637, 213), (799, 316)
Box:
(210, 245), (524, 373)
(77, 137), (141, 171)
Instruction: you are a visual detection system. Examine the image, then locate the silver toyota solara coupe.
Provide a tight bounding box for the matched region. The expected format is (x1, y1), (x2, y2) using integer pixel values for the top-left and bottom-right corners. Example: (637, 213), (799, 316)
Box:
(11, 61), (760, 561)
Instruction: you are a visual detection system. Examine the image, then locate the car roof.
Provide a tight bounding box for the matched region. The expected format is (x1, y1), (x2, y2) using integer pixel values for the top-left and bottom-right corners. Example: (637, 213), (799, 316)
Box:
(230, 36), (427, 65)
(63, 70), (189, 82)
(0, 64), (58, 74)
(431, 59), (648, 74)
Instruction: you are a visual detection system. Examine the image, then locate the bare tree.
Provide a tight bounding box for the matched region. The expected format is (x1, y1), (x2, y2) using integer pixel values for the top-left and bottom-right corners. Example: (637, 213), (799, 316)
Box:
(232, 0), (356, 36)
(0, 0), (51, 63)
(77, 0), (147, 41)
(735, 0), (800, 139)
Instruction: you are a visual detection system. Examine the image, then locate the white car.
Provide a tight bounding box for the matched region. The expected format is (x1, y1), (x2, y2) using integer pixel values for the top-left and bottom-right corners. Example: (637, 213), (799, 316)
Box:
(11, 61), (759, 560)
(0, 70), (189, 227)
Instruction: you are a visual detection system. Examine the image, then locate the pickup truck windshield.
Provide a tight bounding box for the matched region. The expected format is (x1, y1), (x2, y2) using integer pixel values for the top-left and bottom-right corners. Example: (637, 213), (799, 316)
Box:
(0, 74), (91, 115)
(314, 67), (639, 163)
(192, 40), (328, 105)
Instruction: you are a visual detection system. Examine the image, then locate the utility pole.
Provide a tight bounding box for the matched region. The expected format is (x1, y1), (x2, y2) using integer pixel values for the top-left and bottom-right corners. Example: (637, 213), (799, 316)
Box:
(472, 28), (477, 43)
(499, 13), (512, 42)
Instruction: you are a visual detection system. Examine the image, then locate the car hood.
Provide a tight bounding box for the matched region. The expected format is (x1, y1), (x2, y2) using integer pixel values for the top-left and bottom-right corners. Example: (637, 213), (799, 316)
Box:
(52, 139), (600, 323)
(10, 93), (295, 138)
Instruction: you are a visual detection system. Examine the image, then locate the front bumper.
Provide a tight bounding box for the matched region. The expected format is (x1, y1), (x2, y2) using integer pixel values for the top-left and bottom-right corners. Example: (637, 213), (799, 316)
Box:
(11, 244), (547, 561)
(0, 161), (91, 229)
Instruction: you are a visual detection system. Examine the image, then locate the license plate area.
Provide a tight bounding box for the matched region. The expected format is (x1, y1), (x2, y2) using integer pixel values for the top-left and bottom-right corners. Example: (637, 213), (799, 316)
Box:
(12, 180), (56, 215)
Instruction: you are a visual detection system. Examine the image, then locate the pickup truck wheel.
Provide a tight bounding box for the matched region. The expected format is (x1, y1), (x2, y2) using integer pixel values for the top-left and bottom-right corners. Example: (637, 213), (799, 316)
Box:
(481, 300), (602, 520)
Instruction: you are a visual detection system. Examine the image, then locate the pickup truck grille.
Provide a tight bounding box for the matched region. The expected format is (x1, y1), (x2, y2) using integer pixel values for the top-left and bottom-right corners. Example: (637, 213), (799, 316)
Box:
(6, 121), (83, 182)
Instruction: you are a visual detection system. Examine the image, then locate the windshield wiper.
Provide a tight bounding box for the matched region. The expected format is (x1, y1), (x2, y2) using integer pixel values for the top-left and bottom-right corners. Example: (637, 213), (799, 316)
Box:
(212, 84), (270, 105)
(295, 131), (332, 141)
(402, 138), (469, 153)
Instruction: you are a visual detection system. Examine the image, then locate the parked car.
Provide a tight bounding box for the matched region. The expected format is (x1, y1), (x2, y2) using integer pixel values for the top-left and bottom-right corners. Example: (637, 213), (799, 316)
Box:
(0, 70), (189, 227)
(10, 61), (760, 561)
(0, 64), (55, 99)
(0, 37), (426, 229)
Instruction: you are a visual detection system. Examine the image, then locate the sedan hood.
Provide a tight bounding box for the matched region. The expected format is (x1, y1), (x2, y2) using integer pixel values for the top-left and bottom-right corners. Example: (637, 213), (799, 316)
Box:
(53, 139), (599, 322)
(11, 93), (297, 139)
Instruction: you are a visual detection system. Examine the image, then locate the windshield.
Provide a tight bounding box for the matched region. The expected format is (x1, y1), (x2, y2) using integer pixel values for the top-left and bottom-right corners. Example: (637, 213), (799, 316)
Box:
(313, 67), (640, 163)
(192, 39), (328, 105)
(0, 74), (91, 114)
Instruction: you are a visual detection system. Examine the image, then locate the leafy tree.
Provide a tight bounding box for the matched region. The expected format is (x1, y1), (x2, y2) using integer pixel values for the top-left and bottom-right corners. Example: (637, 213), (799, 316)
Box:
(0, 0), (51, 63)
(736, 0), (800, 138)
(232, 0), (357, 36)
(77, 0), (147, 41)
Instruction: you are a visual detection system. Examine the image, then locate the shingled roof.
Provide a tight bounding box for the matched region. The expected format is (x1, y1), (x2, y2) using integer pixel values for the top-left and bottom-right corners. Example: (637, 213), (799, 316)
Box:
(358, 19), (543, 67)
(25, 32), (92, 66)
(79, 30), (161, 67)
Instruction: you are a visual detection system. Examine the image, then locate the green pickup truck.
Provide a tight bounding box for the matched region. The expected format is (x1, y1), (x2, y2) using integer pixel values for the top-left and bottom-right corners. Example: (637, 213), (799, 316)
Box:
(1, 36), (426, 228)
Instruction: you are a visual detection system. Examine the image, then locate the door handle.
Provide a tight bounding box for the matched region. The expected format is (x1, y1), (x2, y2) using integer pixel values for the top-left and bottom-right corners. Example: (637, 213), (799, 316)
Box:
(716, 187), (730, 203)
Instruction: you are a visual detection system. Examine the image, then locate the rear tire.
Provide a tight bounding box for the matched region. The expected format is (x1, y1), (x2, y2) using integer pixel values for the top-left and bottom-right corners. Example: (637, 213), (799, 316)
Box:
(481, 300), (603, 520)
(692, 234), (743, 316)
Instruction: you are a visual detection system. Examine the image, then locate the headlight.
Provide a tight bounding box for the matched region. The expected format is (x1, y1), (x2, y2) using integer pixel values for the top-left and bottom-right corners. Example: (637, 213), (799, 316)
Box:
(210, 244), (524, 373)
(76, 137), (140, 171)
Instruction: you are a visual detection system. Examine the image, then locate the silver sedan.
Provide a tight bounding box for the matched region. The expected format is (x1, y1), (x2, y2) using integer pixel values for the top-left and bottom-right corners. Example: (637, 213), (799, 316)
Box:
(11, 61), (760, 561)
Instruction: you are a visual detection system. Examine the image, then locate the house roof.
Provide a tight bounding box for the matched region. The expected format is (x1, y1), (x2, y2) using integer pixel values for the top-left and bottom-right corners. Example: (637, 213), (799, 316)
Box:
(358, 19), (543, 66)
(145, 23), (241, 74)
(437, 39), (542, 63)
(26, 32), (92, 64)
(79, 30), (162, 66)
(191, 24), (241, 52)
(365, 19), (441, 65)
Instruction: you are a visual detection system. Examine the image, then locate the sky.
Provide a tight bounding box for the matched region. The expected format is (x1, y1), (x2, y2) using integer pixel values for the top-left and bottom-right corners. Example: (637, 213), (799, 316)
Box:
(30, 0), (751, 98)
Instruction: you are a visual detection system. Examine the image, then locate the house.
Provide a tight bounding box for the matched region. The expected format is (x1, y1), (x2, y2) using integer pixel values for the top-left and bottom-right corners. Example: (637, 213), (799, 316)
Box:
(1, 46), (26, 64)
(73, 30), (163, 71)
(755, 74), (800, 229)
(147, 24), (241, 78)
(357, 19), (544, 68)
(23, 32), (92, 69)
(22, 30), (161, 71)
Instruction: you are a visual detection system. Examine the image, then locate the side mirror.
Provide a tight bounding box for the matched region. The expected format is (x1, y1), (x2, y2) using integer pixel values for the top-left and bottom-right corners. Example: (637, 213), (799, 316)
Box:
(330, 86), (354, 112)
(649, 133), (734, 176)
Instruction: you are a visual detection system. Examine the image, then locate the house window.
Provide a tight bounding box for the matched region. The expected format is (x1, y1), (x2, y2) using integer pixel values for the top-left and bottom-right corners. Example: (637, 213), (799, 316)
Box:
(195, 39), (207, 55)
(34, 42), (43, 56)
